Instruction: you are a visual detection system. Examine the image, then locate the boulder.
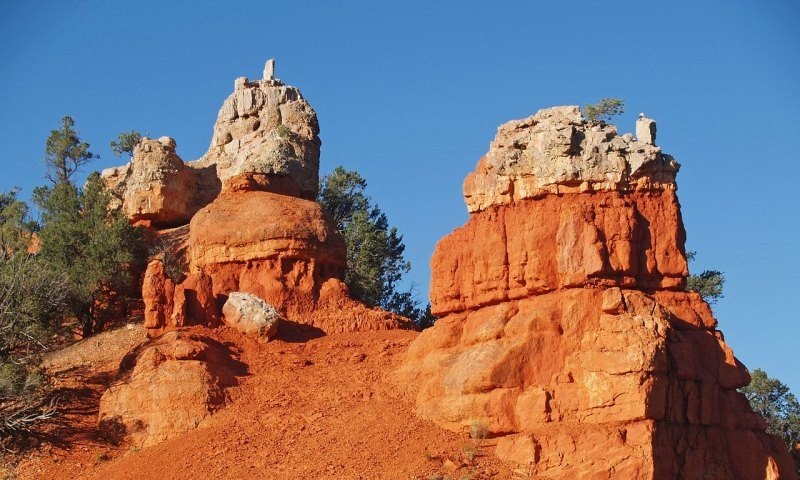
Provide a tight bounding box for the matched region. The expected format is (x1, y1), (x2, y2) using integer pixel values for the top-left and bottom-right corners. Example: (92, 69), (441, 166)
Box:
(98, 329), (242, 448)
(222, 292), (281, 340)
(396, 108), (798, 479)
(102, 137), (220, 228)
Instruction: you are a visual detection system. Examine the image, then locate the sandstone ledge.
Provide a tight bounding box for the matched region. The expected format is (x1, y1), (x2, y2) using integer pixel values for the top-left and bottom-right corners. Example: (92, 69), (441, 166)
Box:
(463, 106), (679, 213)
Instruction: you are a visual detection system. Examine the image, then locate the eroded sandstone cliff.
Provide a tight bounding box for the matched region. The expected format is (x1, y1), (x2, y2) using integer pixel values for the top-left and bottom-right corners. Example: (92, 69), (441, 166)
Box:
(397, 107), (797, 479)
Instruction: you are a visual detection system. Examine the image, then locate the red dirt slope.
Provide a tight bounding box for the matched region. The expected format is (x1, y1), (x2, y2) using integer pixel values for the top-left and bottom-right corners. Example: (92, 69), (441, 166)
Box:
(16, 325), (514, 479)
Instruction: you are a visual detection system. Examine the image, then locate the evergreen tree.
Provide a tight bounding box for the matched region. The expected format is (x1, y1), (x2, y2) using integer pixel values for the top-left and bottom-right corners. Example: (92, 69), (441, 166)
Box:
(341, 209), (409, 308)
(110, 130), (143, 158)
(0, 188), (36, 260)
(44, 116), (97, 184)
(685, 251), (725, 304)
(741, 369), (800, 474)
(34, 117), (146, 337)
(583, 98), (624, 124)
(318, 166), (433, 327)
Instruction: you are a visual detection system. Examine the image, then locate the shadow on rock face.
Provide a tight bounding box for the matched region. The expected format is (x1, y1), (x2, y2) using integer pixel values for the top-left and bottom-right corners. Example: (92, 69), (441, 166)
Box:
(98, 328), (248, 449)
(275, 318), (325, 343)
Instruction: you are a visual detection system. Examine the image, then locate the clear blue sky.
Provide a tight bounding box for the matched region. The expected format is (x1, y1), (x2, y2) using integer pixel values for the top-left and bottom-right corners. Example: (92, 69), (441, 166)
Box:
(1, 1), (797, 391)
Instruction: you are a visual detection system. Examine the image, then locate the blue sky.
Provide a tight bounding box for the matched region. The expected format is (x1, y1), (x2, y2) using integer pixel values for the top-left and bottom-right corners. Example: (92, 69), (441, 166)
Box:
(1, 1), (798, 391)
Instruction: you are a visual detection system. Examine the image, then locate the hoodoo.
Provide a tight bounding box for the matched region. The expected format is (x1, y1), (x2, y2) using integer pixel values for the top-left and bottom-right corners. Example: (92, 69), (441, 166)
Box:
(397, 106), (797, 478)
(97, 62), (409, 447)
(103, 60), (407, 337)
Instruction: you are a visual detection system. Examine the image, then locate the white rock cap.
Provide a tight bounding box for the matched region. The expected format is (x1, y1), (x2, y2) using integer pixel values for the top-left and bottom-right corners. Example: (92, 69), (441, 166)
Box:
(263, 59), (275, 80)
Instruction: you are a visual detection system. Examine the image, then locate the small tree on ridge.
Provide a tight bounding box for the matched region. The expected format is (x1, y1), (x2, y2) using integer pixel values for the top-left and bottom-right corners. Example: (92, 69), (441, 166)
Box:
(583, 98), (624, 124)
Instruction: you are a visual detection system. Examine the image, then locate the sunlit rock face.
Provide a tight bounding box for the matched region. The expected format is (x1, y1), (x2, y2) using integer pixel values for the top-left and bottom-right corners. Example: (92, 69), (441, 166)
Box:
(102, 63), (320, 228)
(108, 61), (408, 338)
(396, 108), (797, 479)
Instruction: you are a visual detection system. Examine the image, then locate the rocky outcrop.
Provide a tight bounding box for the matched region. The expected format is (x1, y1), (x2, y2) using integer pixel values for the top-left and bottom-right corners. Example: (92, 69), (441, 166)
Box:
(397, 109), (797, 479)
(101, 60), (321, 228)
(102, 137), (220, 228)
(98, 329), (243, 448)
(186, 188), (346, 314)
(142, 260), (217, 334)
(117, 61), (408, 337)
(222, 292), (281, 340)
(462, 106), (677, 213)
(195, 77), (320, 198)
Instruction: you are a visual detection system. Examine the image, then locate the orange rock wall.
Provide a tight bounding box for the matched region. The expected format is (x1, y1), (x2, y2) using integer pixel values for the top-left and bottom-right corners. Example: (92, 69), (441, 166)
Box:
(431, 191), (687, 316)
(143, 186), (407, 337)
(401, 188), (797, 478)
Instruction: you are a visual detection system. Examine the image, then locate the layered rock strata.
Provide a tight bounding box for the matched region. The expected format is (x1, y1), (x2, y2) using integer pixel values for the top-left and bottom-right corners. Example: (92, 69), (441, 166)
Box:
(397, 107), (797, 479)
(107, 61), (406, 337)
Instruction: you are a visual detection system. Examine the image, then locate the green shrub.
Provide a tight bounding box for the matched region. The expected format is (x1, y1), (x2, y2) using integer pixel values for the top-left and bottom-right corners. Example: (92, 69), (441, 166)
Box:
(0, 254), (69, 357)
(468, 419), (488, 440)
(110, 130), (143, 158)
(685, 252), (725, 304)
(583, 98), (624, 124)
(276, 124), (291, 138)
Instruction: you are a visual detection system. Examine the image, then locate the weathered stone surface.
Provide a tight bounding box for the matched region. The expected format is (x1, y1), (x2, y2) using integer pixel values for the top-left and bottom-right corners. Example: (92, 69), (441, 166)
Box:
(192, 74), (320, 199)
(102, 137), (220, 228)
(98, 329), (242, 448)
(397, 109), (797, 479)
(462, 106), (678, 213)
(222, 292), (281, 340)
(637, 113), (657, 146)
(263, 58), (275, 80)
(141, 260), (175, 330)
(102, 63), (322, 226)
(430, 190), (688, 316)
(188, 189), (344, 273)
(142, 259), (218, 337)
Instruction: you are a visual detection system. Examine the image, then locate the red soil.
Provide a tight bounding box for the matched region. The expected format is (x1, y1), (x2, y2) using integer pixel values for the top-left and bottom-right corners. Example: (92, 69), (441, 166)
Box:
(15, 325), (515, 480)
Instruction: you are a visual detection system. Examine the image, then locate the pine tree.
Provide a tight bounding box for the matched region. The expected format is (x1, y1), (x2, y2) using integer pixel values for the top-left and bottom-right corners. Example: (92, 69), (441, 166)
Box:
(685, 251), (725, 304)
(34, 117), (146, 337)
(741, 369), (800, 474)
(318, 166), (433, 326)
(110, 130), (143, 158)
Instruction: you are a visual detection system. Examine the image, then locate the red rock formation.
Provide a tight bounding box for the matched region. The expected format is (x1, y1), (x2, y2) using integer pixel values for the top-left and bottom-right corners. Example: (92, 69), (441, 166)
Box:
(397, 107), (797, 479)
(98, 329), (244, 448)
(117, 61), (407, 337)
(101, 61), (322, 228)
(139, 179), (404, 336)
